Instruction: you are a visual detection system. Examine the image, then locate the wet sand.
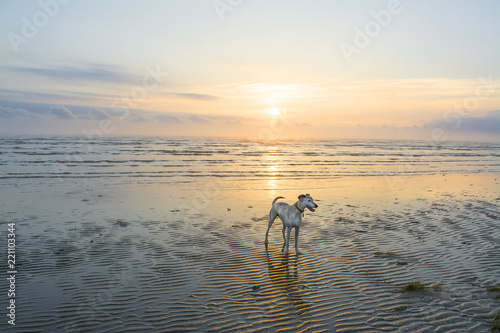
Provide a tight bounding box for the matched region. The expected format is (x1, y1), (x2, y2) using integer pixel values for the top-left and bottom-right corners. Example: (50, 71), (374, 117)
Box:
(1, 173), (499, 332)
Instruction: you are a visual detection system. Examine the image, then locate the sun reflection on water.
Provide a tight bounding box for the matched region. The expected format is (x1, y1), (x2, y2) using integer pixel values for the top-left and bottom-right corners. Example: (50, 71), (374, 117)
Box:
(266, 145), (281, 197)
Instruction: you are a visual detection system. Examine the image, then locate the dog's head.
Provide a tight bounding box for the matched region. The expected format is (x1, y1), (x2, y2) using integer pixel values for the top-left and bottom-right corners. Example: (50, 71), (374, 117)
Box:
(298, 194), (318, 212)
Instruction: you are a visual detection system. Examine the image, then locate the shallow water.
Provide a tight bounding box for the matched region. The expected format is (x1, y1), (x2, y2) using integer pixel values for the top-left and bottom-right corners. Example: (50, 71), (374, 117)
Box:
(0, 137), (499, 332)
(1, 137), (499, 183)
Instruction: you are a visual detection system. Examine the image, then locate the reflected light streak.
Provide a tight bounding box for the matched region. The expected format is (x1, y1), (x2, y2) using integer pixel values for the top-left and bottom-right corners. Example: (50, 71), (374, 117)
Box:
(266, 145), (280, 197)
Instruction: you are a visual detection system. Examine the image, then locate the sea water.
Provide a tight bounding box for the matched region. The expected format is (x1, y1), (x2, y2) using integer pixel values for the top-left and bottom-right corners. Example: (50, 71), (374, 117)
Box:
(1, 137), (498, 185)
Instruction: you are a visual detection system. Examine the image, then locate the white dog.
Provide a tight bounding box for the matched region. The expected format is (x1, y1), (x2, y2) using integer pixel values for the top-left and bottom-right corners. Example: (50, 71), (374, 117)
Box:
(265, 194), (318, 255)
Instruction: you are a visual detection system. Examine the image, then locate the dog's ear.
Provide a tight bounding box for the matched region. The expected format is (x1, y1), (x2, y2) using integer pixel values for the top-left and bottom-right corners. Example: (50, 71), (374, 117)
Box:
(298, 194), (306, 200)
(306, 194), (310, 197)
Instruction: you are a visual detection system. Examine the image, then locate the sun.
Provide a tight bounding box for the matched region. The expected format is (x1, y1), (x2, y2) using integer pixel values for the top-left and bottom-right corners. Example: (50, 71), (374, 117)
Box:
(267, 107), (282, 117)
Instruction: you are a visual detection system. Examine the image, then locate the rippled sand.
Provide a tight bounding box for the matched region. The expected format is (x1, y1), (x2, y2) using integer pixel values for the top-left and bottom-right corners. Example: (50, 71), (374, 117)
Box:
(1, 174), (499, 332)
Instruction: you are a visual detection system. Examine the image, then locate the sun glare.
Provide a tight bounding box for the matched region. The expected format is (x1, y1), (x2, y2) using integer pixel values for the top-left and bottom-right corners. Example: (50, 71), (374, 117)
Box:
(267, 107), (282, 117)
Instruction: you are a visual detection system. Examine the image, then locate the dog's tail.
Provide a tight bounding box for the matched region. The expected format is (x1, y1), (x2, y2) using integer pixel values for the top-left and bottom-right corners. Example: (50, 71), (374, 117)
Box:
(272, 196), (285, 206)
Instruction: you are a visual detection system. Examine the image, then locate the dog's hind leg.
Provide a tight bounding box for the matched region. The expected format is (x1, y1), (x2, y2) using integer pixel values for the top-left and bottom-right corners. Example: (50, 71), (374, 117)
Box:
(265, 209), (278, 246)
(294, 227), (301, 255)
(281, 224), (286, 251)
(284, 227), (291, 255)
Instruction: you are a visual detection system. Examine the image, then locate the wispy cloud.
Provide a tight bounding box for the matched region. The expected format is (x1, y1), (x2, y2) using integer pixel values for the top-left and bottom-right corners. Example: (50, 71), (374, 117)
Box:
(60, 90), (118, 100)
(423, 110), (500, 134)
(90, 108), (112, 121)
(0, 89), (78, 102)
(164, 92), (219, 101)
(1, 63), (141, 85)
(0, 106), (39, 118)
(154, 114), (181, 123)
(49, 105), (74, 119)
(188, 114), (211, 123)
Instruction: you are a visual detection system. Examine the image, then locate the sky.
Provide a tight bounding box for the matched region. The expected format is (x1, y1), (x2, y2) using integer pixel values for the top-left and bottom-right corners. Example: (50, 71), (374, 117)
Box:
(0, 0), (499, 140)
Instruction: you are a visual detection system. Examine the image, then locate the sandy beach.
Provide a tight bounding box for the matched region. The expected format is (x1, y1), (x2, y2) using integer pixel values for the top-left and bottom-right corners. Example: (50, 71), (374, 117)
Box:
(1, 171), (499, 332)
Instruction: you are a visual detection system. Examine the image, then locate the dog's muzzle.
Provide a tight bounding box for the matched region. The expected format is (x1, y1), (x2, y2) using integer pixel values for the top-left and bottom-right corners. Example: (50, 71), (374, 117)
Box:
(306, 204), (318, 212)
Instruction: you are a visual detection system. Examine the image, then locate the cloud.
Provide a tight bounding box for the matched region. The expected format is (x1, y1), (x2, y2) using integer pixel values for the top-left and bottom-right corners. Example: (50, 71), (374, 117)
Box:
(127, 111), (147, 122)
(423, 110), (500, 134)
(165, 92), (219, 101)
(154, 114), (181, 122)
(223, 118), (243, 125)
(188, 114), (211, 123)
(90, 108), (112, 120)
(2, 63), (141, 84)
(0, 107), (12, 118)
(0, 106), (38, 118)
(50, 105), (74, 119)
(0, 89), (76, 102)
(0, 89), (117, 105)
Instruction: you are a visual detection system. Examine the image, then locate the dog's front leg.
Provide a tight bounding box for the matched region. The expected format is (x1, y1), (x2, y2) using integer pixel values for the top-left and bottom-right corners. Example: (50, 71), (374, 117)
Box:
(294, 227), (301, 255)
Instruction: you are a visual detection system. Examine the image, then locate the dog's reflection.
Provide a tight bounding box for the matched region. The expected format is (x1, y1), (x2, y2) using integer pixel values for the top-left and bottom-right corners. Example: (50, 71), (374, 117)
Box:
(265, 248), (310, 316)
